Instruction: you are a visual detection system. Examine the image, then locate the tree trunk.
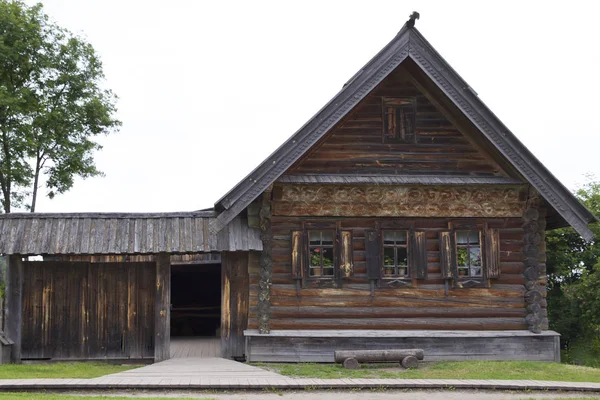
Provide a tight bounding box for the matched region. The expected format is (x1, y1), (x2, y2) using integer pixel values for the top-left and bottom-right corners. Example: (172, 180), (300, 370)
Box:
(30, 155), (41, 213)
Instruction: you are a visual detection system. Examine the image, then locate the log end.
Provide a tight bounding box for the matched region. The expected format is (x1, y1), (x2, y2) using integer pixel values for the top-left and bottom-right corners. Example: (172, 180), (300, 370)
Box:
(343, 358), (359, 369)
(401, 355), (418, 369)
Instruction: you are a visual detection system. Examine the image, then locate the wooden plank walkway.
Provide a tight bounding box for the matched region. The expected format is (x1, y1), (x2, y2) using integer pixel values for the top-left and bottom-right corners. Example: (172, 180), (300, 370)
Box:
(170, 337), (220, 358)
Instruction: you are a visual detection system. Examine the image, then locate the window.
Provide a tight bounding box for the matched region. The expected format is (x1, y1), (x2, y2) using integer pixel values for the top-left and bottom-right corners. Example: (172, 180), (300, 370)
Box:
(455, 231), (482, 278)
(308, 231), (335, 277)
(382, 97), (416, 142)
(439, 225), (501, 288)
(291, 228), (353, 288)
(366, 229), (427, 284)
(383, 231), (409, 278)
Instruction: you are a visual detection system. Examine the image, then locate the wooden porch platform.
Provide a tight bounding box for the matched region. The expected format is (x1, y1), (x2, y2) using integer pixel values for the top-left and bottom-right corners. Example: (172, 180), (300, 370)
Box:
(170, 337), (221, 358)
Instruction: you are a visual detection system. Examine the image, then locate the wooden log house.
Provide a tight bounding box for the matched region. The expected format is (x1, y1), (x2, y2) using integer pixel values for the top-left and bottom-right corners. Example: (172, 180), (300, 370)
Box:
(0, 18), (596, 364)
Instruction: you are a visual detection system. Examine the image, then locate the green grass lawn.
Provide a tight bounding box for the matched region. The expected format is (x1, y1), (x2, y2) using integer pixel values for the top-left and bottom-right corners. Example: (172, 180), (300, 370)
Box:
(0, 362), (138, 379)
(0, 395), (213, 400)
(257, 360), (600, 382)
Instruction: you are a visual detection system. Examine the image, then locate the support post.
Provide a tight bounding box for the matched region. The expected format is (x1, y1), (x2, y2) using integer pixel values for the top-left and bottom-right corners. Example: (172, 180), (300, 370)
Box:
(154, 253), (170, 362)
(257, 191), (272, 334)
(221, 251), (249, 359)
(523, 189), (548, 333)
(5, 255), (23, 363)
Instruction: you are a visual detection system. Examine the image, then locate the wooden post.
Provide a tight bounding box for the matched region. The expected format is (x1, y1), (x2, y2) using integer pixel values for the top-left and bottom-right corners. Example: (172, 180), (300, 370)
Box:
(5, 255), (24, 363)
(154, 253), (170, 362)
(257, 191), (272, 334)
(221, 251), (249, 359)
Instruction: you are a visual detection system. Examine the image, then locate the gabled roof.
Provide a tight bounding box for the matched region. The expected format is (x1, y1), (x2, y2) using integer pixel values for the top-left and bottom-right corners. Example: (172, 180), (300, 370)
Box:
(210, 20), (597, 240)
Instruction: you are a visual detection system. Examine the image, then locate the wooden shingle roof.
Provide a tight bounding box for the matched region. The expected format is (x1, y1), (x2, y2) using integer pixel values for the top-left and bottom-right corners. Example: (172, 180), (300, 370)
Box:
(0, 212), (261, 256)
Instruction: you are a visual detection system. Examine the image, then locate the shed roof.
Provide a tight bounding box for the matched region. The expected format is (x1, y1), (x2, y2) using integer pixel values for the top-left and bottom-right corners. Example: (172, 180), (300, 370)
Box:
(210, 20), (597, 240)
(0, 212), (261, 256)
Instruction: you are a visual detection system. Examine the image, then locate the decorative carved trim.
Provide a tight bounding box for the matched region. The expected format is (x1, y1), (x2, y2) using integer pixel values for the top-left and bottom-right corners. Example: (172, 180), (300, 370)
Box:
(522, 190), (548, 333)
(257, 191), (272, 334)
(274, 185), (526, 218)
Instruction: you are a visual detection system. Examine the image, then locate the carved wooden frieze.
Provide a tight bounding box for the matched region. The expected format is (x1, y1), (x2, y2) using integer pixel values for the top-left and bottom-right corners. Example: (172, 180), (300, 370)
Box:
(273, 185), (527, 218)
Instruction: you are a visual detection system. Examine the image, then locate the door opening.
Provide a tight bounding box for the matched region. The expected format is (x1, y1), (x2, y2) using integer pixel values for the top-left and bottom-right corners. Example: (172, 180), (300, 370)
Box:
(170, 263), (221, 337)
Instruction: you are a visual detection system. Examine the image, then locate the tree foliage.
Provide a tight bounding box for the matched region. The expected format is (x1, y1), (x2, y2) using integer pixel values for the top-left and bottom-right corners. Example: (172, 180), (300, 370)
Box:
(0, 0), (120, 213)
(547, 176), (600, 348)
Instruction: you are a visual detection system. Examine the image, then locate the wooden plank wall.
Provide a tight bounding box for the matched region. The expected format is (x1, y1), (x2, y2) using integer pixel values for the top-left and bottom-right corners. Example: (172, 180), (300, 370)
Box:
(21, 261), (155, 360)
(248, 217), (528, 331)
(221, 252), (249, 359)
(286, 67), (505, 177)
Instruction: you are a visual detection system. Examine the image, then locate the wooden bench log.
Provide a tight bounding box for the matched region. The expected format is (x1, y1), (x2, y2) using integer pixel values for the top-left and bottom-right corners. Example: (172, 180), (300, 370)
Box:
(334, 349), (424, 364)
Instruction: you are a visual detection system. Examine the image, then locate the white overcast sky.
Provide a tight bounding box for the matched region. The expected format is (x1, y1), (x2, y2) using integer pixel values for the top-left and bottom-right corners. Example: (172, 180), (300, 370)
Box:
(22, 0), (600, 213)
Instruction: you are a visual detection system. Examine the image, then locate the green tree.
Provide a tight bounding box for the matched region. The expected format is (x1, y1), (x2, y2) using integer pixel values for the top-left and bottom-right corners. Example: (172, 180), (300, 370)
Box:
(0, 0), (120, 213)
(547, 176), (600, 348)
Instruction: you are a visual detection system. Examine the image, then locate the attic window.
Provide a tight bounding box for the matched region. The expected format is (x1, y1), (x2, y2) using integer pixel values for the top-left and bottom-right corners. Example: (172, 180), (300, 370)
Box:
(382, 97), (416, 142)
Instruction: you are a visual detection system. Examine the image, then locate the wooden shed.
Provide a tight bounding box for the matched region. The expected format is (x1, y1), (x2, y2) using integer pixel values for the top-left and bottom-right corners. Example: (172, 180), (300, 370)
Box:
(0, 19), (596, 364)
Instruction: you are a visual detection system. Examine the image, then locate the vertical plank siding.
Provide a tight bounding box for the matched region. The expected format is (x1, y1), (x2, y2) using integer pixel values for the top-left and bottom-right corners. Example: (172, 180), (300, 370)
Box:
(248, 216), (529, 331)
(21, 261), (155, 360)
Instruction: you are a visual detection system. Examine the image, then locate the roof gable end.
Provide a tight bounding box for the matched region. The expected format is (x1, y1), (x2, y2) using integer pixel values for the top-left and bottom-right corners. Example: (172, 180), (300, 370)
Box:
(210, 23), (597, 240)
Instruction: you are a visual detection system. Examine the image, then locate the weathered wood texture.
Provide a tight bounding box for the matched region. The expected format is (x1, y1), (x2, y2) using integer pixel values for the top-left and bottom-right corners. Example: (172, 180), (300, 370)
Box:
(6, 255), (24, 363)
(52, 253), (222, 264)
(334, 349), (424, 363)
(523, 190), (549, 333)
(244, 330), (560, 362)
(249, 216), (530, 331)
(272, 185), (527, 218)
(257, 192), (272, 334)
(285, 68), (507, 177)
(221, 252), (249, 360)
(154, 253), (171, 362)
(21, 261), (155, 360)
(0, 213), (261, 256)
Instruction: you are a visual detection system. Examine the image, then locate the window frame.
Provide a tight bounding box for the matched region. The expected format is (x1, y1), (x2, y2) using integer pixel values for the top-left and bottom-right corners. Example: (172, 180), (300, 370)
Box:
(444, 221), (500, 288)
(306, 230), (336, 279)
(381, 230), (411, 279)
(454, 230), (483, 279)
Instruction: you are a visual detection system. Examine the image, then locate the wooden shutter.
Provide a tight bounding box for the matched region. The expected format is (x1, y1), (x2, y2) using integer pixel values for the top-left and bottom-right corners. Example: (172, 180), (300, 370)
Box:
(485, 228), (501, 279)
(411, 231), (428, 279)
(291, 231), (303, 279)
(439, 231), (454, 280)
(340, 231), (353, 278)
(366, 229), (381, 280)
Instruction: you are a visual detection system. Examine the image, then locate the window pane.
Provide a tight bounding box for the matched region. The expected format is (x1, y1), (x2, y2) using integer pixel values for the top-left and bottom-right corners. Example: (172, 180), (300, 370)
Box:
(469, 231), (480, 245)
(321, 231), (334, 246)
(321, 247), (334, 267)
(309, 266), (321, 277)
(383, 231), (396, 245)
(456, 247), (468, 267)
(397, 247), (408, 267)
(309, 247), (321, 267)
(396, 231), (407, 245)
(383, 247), (395, 266)
(469, 247), (482, 267)
(470, 266), (482, 277)
(456, 231), (469, 245)
(323, 267), (334, 277)
(309, 231), (321, 246)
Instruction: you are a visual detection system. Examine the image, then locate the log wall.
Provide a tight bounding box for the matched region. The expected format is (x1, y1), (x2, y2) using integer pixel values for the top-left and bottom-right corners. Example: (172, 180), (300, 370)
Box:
(248, 216), (530, 331)
(21, 261), (155, 360)
(286, 67), (506, 177)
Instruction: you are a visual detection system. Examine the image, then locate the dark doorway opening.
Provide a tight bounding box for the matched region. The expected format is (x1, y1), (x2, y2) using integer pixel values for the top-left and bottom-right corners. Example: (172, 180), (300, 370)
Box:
(170, 263), (221, 337)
